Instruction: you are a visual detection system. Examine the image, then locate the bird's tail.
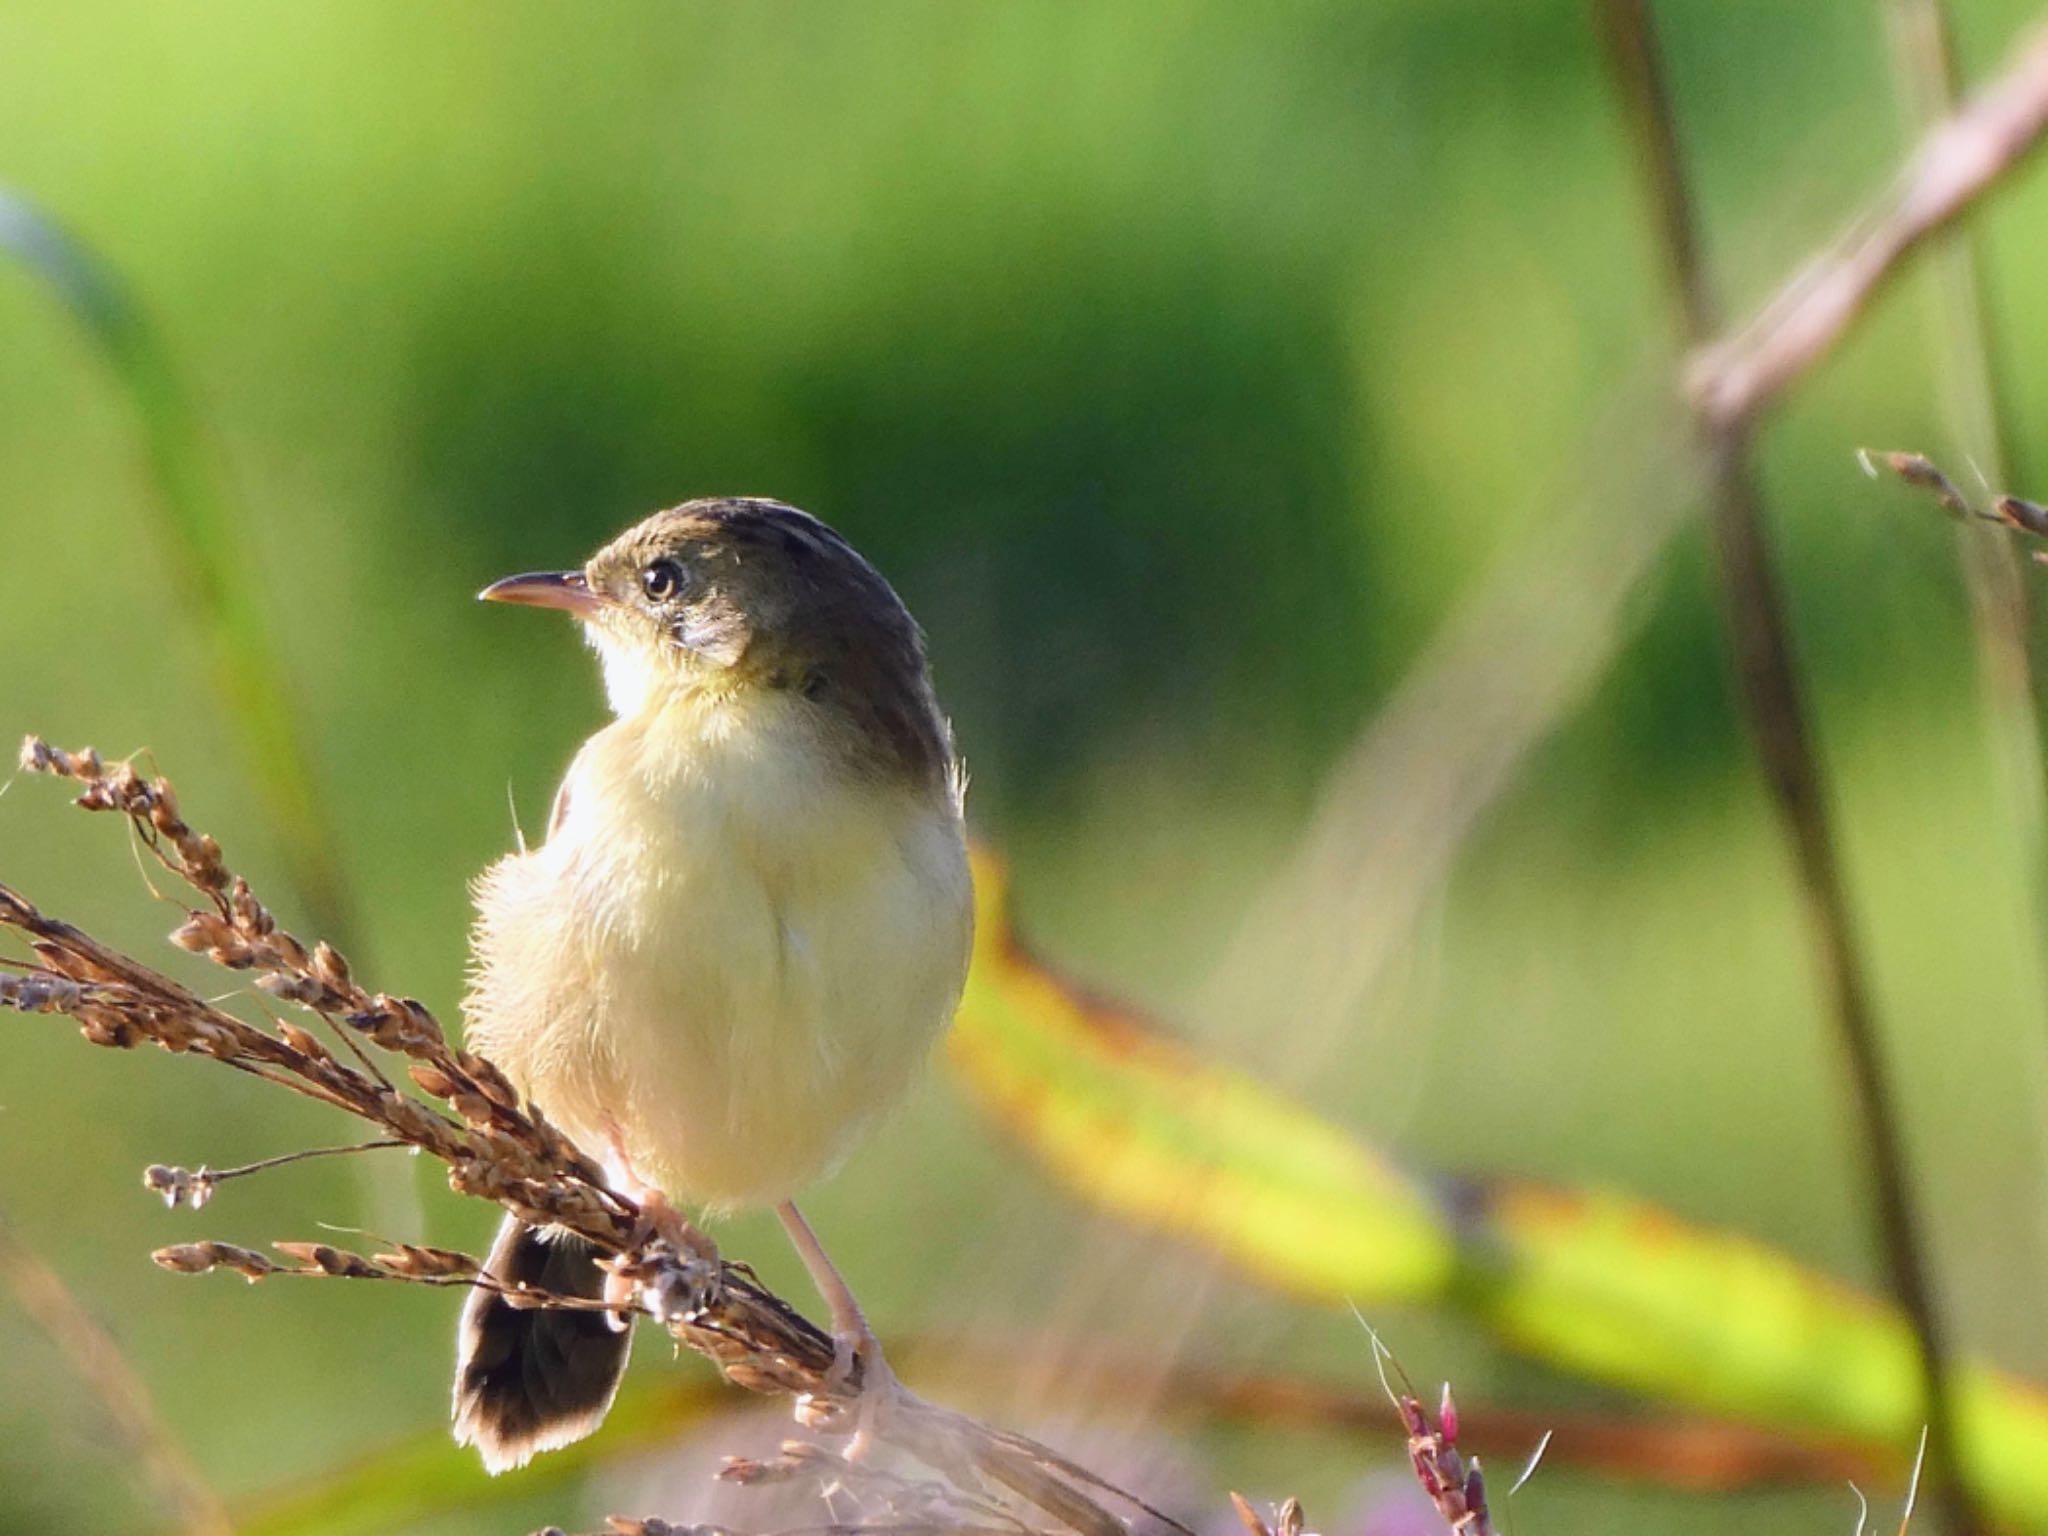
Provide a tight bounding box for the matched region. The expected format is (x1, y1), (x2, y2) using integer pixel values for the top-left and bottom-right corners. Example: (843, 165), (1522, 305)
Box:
(453, 1213), (632, 1473)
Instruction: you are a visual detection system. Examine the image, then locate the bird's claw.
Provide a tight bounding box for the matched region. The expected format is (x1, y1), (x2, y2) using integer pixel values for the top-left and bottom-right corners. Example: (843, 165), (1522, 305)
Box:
(600, 1229), (723, 1328)
(635, 1248), (722, 1323)
(794, 1326), (904, 1460)
(627, 1188), (720, 1265)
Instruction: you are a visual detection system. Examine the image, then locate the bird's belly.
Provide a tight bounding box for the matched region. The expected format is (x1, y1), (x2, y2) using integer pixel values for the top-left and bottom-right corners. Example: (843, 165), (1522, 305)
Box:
(465, 739), (970, 1212)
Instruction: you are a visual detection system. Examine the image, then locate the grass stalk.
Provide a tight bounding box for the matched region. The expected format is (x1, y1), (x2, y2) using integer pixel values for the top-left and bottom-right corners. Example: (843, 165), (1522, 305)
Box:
(0, 188), (415, 1230)
(0, 189), (364, 960)
(1885, 0), (2048, 1038)
(1595, 4), (1978, 1531)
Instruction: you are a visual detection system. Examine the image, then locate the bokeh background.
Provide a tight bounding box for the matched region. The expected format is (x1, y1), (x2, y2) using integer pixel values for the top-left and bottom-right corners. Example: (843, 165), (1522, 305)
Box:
(6, 3), (2048, 1533)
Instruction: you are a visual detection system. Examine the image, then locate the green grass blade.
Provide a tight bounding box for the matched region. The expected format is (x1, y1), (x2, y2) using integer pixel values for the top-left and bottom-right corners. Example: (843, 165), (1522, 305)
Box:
(952, 845), (2048, 1530)
(0, 187), (361, 952)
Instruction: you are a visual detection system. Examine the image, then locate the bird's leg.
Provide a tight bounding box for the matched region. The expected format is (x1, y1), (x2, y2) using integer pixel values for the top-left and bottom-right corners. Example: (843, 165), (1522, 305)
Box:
(598, 1119), (719, 1324)
(623, 1182), (721, 1265)
(777, 1199), (902, 1461)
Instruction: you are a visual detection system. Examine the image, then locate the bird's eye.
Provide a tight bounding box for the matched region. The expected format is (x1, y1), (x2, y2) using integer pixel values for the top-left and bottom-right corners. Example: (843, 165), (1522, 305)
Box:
(641, 559), (686, 602)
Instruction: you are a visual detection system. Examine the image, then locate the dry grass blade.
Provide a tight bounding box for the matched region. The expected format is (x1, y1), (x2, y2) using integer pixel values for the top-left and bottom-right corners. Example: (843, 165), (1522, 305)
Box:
(1688, 18), (2048, 430)
(0, 738), (1216, 1536)
(1900, 1426), (1930, 1536)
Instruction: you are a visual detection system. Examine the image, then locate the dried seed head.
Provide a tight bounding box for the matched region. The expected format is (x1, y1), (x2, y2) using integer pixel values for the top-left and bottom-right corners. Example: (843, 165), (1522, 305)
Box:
(30, 940), (98, 981)
(408, 1063), (457, 1098)
(187, 833), (225, 887)
(170, 914), (224, 953)
(383, 1096), (464, 1152)
(347, 994), (444, 1055)
(1886, 452), (1945, 490)
(147, 779), (181, 830)
(1463, 1462), (1487, 1524)
(274, 1241), (382, 1279)
(458, 1051), (521, 1109)
(143, 1163), (215, 1210)
(256, 973), (321, 1004)
(1997, 495), (2048, 537)
(1397, 1394), (1428, 1439)
(276, 1021), (330, 1062)
(80, 1016), (142, 1049)
(151, 1243), (216, 1275)
(227, 878), (271, 936)
(372, 1243), (479, 1279)
(396, 997), (445, 1049)
(0, 973), (89, 1014)
(499, 1282), (553, 1312)
(18, 737), (104, 779)
(312, 942), (352, 993)
(152, 1241), (278, 1281)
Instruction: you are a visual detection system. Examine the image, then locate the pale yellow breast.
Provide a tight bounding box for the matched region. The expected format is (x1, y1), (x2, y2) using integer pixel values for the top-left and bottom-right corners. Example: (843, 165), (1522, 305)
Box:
(464, 691), (972, 1211)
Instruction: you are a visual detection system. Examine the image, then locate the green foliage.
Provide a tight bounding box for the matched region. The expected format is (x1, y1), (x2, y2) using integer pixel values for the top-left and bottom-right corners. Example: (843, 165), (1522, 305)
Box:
(5, 5), (2048, 1534)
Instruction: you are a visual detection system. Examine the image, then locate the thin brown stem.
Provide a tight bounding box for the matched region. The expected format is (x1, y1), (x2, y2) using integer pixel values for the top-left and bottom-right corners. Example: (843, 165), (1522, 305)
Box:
(1596, 4), (1977, 1532)
(142, 1140), (408, 1209)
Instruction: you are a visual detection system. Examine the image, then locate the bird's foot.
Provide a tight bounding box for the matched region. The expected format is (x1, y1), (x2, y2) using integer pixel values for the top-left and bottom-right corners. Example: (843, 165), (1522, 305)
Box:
(596, 1188), (721, 1329)
(600, 1118), (718, 1265)
(601, 1233), (721, 1329)
(627, 1186), (720, 1266)
(796, 1320), (907, 1462)
(774, 1200), (907, 1460)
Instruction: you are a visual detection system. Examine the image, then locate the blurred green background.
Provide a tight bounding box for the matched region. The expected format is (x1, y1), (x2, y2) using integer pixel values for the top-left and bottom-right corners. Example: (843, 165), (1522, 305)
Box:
(6, 2), (2048, 1532)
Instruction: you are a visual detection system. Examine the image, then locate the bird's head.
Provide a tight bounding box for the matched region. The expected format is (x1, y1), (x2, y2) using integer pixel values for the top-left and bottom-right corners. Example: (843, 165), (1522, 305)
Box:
(482, 498), (951, 787)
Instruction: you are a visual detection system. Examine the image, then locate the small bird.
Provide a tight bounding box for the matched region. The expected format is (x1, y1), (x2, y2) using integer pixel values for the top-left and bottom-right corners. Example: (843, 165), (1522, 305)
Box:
(452, 498), (973, 1472)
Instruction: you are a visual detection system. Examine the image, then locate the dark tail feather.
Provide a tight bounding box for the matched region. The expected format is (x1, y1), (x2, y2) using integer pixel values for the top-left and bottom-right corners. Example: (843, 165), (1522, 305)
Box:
(453, 1214), (632, 1473)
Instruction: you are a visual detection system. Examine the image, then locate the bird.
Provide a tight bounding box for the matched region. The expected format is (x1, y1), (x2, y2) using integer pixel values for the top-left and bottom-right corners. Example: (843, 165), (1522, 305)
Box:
(451, 497), (973, 1473)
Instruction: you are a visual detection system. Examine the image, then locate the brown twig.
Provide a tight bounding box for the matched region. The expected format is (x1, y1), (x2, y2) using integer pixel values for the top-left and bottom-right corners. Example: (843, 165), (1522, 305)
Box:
(1596, 6), (1977, 1534)
(0, 738), (1199, 1536)
(141, 1141), (408, 1210)
(1687, 17), (2048, 431)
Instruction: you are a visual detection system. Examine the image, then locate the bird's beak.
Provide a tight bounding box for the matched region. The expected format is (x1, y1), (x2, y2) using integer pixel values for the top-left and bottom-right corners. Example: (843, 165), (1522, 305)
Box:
(477, 570), (605, 618)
